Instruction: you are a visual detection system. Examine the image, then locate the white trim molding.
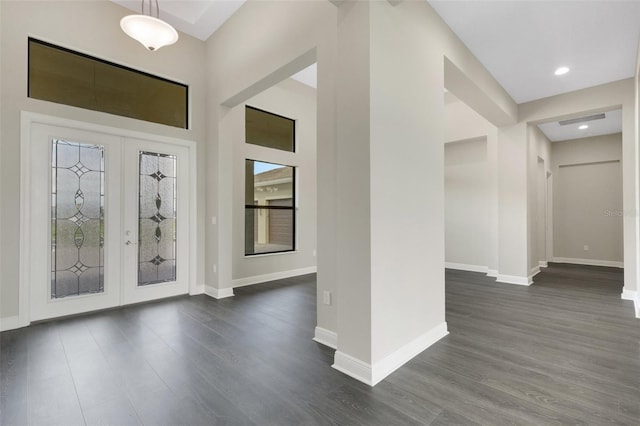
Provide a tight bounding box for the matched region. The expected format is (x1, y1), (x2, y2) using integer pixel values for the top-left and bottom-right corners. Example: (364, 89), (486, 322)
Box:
(621, 289), (639, 318)
(333, 351), (373, 385)
(530, 266), (541, 277)
(444, 262), (500, 279)
(552, 257), (624, 268)
(205, 287), (234, 299)
(231, 266), (317, 288)
(538, 261), (548, 268)
(313, 327), (337, 349)
(444, 262), (488, 274)
(496, 274), (531, 286)
(371, 322), (448, 385)
(0, 316), (23, 332)
(332, 322), (448, 386)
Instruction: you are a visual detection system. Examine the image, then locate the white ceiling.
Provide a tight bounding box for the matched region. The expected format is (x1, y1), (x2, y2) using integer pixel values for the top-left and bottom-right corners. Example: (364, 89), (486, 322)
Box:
(113, 1), (640, 109)
(110, 2), (633, 143)
(290, 64), (317, 88)
(112, 0), (245, 41)
(537, 109), (622, 142)
(429, 1), (640, 104)
(113, 0), (322, 86)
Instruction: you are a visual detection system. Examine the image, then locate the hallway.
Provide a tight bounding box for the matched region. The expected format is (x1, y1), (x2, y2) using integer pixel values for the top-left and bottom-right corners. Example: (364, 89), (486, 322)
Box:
(1, 265), (638, 425)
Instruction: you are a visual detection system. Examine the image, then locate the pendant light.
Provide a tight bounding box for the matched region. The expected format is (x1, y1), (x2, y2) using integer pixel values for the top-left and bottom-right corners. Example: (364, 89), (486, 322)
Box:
(120, 0), (178, 51)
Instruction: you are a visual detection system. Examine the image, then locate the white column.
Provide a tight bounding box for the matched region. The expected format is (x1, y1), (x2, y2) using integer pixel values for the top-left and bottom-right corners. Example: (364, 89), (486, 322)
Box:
(496, 123), (531, 285)
(332, 0), (447, 386)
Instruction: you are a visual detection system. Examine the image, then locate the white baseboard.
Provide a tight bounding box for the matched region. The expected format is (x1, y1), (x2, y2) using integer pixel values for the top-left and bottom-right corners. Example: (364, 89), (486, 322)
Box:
(205, 286), (234, 299)
(333, 351), (373, 385)
(371, 322), (448, 385)
(621, 289), (636, 300)
(231, 266), (317, 288)
(313, 326), (337, 349)
(496, 274), (531, 286)
(445, 262), (500, 279)
(552, 257), (623, 268)
(0, 316), (22, 332)
(538, 261), (548, 268)
(332, 322), (448, 386)
(189, 284), (205, 296)
(445, 262), (488, 274)
(621, 289), (640, 318)
(530, 266), (541, 277)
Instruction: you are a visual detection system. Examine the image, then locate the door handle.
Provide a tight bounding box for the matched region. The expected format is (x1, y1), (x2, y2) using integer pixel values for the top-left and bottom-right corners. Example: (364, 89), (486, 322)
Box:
(125, 240), (136, 246)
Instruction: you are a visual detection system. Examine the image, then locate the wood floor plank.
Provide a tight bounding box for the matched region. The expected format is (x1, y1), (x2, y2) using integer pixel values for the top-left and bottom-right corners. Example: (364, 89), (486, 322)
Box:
(1, 264), (638, 425)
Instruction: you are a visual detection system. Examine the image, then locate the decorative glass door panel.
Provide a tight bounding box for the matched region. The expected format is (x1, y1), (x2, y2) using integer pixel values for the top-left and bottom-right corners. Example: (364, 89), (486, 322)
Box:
(122, 140), (190, 305)
(138, 151), (177, 286)
(29, 123), (122, 322)
(51, 140), (105, 298)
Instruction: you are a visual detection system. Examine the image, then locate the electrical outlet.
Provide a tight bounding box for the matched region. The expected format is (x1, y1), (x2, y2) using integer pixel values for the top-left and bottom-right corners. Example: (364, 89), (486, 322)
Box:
(211, 216), (217, 225)
(213, 264), (217, 273)
(583, 245), (589, 251)
(313, 249), (317, 257)
(323, 291), (331, 305)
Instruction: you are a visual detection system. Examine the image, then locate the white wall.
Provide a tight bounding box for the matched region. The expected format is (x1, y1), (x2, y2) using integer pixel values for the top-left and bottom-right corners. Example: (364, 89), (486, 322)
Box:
(632, 36), (640, 316)
(444, 139), (490, 270)
(230, 79), (317, 284)
(0, 0), (207, 322)
(551, 134), (623, 265)
(519, 79), (636, 294)
(528, 126), (552, 276)
(444, 94), (499, 275)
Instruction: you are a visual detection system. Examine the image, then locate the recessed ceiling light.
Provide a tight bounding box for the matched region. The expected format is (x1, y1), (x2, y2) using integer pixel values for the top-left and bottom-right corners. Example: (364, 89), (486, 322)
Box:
(554, 66), (570, 76)
(578, 124), (589, 130)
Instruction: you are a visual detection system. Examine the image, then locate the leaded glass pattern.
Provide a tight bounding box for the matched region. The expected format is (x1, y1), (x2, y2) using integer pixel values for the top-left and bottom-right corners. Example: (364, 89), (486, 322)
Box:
(51, 140), (105, 299)
(138, 151), (177, 286)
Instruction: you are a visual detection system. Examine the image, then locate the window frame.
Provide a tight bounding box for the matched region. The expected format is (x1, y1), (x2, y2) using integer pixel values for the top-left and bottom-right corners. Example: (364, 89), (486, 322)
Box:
(245, 105), (296, 153)
(28, 37), (189, 129)
(244, 159), (296, 256)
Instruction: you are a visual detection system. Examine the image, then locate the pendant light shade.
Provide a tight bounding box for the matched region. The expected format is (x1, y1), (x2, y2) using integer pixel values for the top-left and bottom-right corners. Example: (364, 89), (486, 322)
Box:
(120, 0), (178, 51)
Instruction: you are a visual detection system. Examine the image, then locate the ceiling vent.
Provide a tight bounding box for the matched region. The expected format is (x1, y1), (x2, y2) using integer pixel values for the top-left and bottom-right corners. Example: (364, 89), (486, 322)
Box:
(558, 113), (606, 126)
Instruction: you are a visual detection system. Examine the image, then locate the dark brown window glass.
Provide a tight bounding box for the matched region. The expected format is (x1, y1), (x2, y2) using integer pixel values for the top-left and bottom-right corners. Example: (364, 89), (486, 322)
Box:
(245, 106), (295, 152)
(28, 38), (188, 129)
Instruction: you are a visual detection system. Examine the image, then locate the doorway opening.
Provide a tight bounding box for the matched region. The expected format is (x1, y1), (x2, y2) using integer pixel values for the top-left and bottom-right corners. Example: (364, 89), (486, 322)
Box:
(535, 109), (624, 271)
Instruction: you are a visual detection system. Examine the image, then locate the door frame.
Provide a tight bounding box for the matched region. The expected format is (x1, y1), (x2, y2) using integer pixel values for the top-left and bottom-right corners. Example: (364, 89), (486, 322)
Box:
(19, 111), (198, 327)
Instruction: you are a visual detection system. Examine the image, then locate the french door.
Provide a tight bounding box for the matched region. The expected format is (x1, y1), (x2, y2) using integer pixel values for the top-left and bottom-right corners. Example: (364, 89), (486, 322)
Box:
(27, 121), (191, 322)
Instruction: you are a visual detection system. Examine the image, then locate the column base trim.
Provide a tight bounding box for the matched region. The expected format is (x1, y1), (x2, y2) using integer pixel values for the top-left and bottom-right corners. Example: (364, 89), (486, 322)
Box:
(313, 326), (337, 349)
(332, 322), (448, 386)
(496, 274), (531, 286)
(205, 287), (234, 299)
(529, 266), (541, 283)
(445, 262), (488, 274)
(444, 262), (499, 279)
(621, 289), (639, 318)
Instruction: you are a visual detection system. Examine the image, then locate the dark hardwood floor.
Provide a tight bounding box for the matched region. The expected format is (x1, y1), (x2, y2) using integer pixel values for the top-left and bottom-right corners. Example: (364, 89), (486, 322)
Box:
(1, 263), (639, 425)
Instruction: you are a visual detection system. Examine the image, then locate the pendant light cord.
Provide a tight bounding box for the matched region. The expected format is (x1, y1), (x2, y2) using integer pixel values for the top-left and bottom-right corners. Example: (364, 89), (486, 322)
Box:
(140, 0), (161, 19)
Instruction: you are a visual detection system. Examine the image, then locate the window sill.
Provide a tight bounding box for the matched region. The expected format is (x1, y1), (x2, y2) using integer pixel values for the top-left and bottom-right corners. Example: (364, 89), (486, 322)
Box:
(244, 250), (298, 259)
